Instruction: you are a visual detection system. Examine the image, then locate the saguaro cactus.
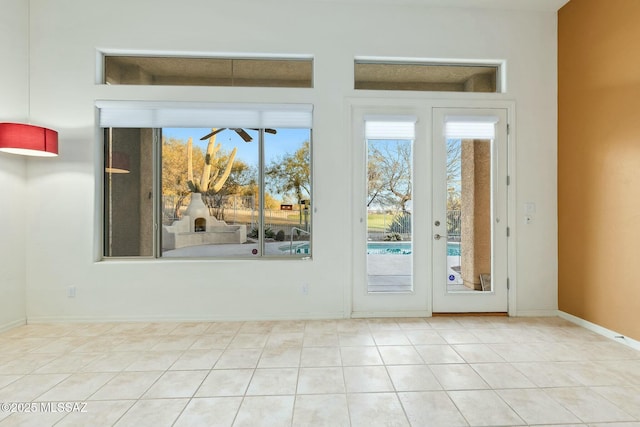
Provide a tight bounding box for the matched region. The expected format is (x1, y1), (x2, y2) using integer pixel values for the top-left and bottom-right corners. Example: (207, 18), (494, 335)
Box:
(186, 129), (237, 193)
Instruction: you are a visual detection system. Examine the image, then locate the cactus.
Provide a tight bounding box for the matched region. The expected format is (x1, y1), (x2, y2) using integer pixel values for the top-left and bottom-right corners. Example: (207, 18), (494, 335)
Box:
(186, 129), (237, 194)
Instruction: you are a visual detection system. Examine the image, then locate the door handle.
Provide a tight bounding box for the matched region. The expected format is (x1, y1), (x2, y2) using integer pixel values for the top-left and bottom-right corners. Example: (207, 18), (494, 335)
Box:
(434, 234), (445, 240)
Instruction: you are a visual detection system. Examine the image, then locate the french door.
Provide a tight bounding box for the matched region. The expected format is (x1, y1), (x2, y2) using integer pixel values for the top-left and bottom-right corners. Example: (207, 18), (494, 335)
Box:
(351, 103), (510, 316)
(431, 108), (509, 313)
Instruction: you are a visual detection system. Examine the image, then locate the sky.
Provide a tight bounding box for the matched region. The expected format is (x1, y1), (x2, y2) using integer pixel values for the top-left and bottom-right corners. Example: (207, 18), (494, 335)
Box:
(162, 127), (310, 167)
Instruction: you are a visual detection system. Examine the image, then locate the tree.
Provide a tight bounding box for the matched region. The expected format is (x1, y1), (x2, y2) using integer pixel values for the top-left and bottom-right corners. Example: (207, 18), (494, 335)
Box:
(265, 141), (311, 202)
(367, 140), (412, 212)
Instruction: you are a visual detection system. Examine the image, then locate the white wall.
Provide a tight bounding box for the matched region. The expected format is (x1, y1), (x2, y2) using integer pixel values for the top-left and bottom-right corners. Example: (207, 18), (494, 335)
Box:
(0, 0), (29, 329)
(23, 0), (558, 321)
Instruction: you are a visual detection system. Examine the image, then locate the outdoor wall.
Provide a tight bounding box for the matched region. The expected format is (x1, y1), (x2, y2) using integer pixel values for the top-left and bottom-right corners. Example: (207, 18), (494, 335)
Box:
(0, 0), (29, 329)
(559, 0), (640, 340)
(21, 0), (559, 321)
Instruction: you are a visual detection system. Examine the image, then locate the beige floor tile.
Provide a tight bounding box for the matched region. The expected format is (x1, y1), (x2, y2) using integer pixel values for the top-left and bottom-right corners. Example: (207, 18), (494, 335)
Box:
(488, 343), (549, 362)
(142, 370), (208, 398)
(111, 336), (161, 352)
(512, 361), (584, 387)
(338, 332), (375, 347)
(302, 332), (339, 347)
(55, 399), (135, 427)
(592, 385), (640, 419)
(560, 361), (632, 386)
(297, 367), (345, 394)
(149, 335), (197, 351)
(470, 363), (536, 389)
(0, 375), (21, 389)
(0, 411), (67, 426)
(113, 398), (188, 427)
(378, 345), (424, 365)
(237, 321), (276, 334)
(88, 371), (163, 400)
(396, 318), (431, 330)
(335, 319), (369, 333)
(292, 394), (350, 427)
(429, 364), (489, 390)
(415, 345), (465, 364)
(204, 321), (243, 335)
(438, 330), (481, 344)
(304, 320), (339, 334)
(170, 349), (222, 370)
(72, 336), (127, 353)
(347, 392), (409, 427)
(398, 391), (468, 427)
(0, 374), (68, 402)
(214, 349), (262, 369)
(266, 333), (304, 348)
(30, 337), (89, 354)
(190, 334), (234, 350)
(387, 365), (441, 391)
(271, 320), (306, 333)
(0, 353), (61, 375)
(405, 330), (447, 345)
(340, 346), (383, 366)
(233, 395), (294, 427)
(33, 352), (102, 374)
(452, 344), (505, 363)
(247, 368), (298, 395)
(448, 389), (525, 426)
(545, 387), (635, 423)
(80, 351), (140, 373)
(173, 397), (242, 427)
(257, 347), (301, 368)
(497, 388), (582, 425)
(195, 369), (253, 397)
(367, 318), (401, 331)
(372, 331), (411, 346)
(123, 351), (182, 371)
(169, 322), (211, 335)
(35, 372), (115, 401)
(300, 347), (341, 367)
(343, 366), (393, 392)
(228, 333), (269, 349)
(425, 317), (463, 329)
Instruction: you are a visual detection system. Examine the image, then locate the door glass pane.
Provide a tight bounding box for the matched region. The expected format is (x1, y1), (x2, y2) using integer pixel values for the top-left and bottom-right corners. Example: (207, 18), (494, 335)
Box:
(446, 137), (492, 292)
(366, 138), (413, 292)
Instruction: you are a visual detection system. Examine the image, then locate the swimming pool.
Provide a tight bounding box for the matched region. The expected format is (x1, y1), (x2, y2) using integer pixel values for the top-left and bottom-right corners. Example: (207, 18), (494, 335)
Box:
(281, 241), (461, 255)
(367, 242), (461, 256)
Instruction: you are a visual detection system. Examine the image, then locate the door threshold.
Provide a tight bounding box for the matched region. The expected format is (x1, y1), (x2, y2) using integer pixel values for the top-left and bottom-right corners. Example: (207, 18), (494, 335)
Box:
(432, 312), (508, 317)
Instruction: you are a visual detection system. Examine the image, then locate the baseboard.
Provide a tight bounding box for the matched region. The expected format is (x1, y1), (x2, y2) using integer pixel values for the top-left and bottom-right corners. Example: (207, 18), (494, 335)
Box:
(515, 309), (559, 317)
(350, 310), (431, 318)
(558, 310), (640, 351)
(25, 312), (347, 324)
(0, 318), (26, 334)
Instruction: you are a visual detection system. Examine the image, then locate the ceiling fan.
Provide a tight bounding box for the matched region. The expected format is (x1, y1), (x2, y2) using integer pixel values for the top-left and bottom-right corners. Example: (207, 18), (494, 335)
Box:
(200, 128), (277, 143)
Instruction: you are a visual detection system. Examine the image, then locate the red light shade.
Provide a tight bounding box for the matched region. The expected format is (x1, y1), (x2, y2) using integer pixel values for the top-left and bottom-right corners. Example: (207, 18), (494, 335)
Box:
(0, 122), (58, 157)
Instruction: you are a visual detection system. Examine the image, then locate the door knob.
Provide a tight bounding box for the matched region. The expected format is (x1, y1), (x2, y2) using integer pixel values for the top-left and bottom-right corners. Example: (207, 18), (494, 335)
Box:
(434, 234), (444, 240)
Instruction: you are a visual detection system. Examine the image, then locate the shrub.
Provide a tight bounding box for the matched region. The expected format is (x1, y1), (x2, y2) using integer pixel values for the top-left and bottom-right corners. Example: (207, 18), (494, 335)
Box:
(387, 212), (411, 234)
(275, 230), (285, 241)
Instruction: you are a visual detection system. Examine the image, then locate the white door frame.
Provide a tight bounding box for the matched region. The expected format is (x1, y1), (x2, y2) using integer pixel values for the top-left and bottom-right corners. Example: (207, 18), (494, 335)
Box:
(346, 97), (516, 318)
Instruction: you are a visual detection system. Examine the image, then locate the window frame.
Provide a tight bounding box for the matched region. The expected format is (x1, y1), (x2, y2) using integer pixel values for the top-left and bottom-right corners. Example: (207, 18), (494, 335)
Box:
(99, 102), (313, 261)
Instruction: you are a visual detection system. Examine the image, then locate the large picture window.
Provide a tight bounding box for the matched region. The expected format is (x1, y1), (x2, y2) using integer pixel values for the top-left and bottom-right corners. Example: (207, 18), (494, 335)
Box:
(100, 102), (313, 259)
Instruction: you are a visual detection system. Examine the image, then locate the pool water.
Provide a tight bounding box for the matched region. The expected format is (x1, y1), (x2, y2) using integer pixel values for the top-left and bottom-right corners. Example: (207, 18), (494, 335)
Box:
(284, 242), (461, 256)
(367, 242), (461, 256)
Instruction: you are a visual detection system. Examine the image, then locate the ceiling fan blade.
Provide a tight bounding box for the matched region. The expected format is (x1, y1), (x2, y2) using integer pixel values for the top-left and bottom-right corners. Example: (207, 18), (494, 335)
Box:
(199, 128), (226, 140)
(234, 128), (253, 142)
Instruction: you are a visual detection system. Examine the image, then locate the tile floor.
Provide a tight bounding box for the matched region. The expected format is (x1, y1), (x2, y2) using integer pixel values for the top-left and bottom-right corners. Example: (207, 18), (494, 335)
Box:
(0, 317), (638, 426)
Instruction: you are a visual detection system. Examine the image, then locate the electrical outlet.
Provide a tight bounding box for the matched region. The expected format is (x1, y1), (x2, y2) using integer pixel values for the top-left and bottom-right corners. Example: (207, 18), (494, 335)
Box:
(301, 283), (309, 295)
(67, 286), (76, 298)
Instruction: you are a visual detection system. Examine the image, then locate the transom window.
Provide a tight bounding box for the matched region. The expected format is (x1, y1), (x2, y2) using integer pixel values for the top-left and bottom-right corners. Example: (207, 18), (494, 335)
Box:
(99, 102), (313, 259)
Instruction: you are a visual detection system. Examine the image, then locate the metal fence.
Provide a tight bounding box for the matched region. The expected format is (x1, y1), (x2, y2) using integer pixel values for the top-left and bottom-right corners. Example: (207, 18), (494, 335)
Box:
(162, 194), (311, 240)
(366, 209), (461, 242)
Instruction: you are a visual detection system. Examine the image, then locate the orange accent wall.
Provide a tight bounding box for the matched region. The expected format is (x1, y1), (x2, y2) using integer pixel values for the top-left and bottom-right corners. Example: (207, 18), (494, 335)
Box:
(559, 0), (640, 341)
